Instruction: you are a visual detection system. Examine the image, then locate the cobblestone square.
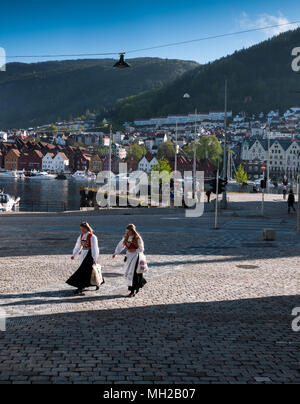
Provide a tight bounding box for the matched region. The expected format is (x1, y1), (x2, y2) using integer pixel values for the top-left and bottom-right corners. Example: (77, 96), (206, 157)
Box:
(0, 195), (299, 384)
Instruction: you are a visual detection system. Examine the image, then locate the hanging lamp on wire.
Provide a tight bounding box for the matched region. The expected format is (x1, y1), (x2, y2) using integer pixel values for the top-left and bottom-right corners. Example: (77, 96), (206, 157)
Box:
(113, 53), (130, 68)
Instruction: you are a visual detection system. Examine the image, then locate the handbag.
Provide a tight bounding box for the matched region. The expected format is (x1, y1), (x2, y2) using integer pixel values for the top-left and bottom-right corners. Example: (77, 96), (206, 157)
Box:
(90, 263), (103, 287)
(137, 253), (148, 274)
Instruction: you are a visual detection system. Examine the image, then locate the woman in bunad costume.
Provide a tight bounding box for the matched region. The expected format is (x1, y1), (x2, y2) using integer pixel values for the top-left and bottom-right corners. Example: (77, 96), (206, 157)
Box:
(67, 222), (103, 295)
(113, 224), (147, 298)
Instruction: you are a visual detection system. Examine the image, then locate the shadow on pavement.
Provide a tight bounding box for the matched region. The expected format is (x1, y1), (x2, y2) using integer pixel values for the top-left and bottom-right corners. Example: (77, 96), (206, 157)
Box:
(1, 294), (299, 384)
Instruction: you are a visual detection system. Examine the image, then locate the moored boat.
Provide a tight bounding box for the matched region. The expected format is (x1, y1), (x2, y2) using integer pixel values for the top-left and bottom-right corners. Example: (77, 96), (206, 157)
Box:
(29, 171), (56, 180)
(0, 191), (20, 212)
(72, 171), (96, 181)
(0, 171), (19, 178)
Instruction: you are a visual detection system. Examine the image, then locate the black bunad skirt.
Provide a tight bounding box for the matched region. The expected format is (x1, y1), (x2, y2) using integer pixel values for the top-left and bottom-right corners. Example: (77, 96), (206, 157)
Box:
(66, 250), (94, 289)
(128, 254), (147, 293)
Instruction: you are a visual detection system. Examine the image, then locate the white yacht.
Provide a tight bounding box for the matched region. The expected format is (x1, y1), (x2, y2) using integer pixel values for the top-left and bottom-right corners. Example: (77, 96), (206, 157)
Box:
(0, 171), (19, 178)
(72, 171), (87, 180)
(16, 171), (26, 179)
(0, 192), (20, 212)
(86, 171), (97, 181)
(72, 171), (96, 181)
(30, 171), (56, 180)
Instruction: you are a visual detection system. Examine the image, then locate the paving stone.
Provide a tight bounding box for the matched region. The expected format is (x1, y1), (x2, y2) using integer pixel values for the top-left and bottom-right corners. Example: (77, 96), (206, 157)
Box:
(0, 210), (299, 384)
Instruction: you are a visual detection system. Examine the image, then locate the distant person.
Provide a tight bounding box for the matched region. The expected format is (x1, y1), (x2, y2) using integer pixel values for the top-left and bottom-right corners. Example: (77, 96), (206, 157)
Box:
(288, 190), (296, 214)
(113, 224), (147, 298)
(206, 190), (212, 203)
(67, 222), (103, 295)
(170, 190), (174, 206)
(283, 186), (287, 200)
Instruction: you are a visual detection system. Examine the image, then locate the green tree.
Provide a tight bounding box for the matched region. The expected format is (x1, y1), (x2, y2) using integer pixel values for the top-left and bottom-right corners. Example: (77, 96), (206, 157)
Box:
(48, 124), (58, 133)
(127, 144), (146, 161)
(234, 164), (248, 185)
(150, 158), (172, 183)
(158, 140), (175, 159)
(95, 121), (125, 134)
(183, 136), (223, 167)
(96, 147), (109, 157)
(73, 142), (85, 148)
(151, 158), (172, 174)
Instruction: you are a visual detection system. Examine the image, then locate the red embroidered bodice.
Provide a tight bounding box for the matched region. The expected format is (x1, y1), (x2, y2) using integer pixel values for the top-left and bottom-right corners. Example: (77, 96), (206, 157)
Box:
(124, 240), (138, 251)
(81, 233), (93, 249)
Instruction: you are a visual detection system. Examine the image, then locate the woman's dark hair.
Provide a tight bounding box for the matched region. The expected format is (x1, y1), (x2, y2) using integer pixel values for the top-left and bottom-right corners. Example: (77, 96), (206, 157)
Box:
(80, 222), (93, 233)
(124, 224), (141, 247)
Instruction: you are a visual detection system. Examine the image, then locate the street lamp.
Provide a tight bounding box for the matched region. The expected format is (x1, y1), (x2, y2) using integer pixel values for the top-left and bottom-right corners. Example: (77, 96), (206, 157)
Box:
(183, 93), (197, 197)
(113, 53), (130, 69)
(108, 124), (112, 209)
(174, 121), (178, 174)
(221, 80), (228, 209)
(104, 123), (113, 209)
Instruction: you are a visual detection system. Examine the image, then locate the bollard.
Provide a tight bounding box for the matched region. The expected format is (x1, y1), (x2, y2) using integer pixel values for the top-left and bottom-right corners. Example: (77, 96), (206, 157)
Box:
(263, 229), (276, 241)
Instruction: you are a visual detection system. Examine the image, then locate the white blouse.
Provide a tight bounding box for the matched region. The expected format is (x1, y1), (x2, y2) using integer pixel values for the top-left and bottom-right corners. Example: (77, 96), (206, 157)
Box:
(114, 238), (144, 255)
(72, 232), (99, 262)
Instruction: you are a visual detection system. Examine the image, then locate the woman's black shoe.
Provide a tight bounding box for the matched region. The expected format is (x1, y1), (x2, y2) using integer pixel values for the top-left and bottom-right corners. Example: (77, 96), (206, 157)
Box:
(96, 279), (105, 292)
(126, 292), (135, 298)
(96, 279), (105, 291)
(74, 289), (84, 296)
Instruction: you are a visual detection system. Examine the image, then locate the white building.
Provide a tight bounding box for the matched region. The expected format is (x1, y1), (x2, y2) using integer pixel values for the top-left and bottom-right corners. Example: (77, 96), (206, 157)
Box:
(102, 136), (110, 147)
(251, 127), (265, 137)
(233, 114), (245, 123)
(112, 132), (125, 143)
(267, 110), (280, 125)
(43, 152), (69, 173)
(114, 145), (127, 160)
(42, 153), (55, 171)
(145, 139), (154, 151)
(55, 133), (67, 146)
(138, 153), (159, 173)
(134, 111), (232, 130)
(284, 107), (300, 119)
(0, 131), (8, 142)
(15, 130), (29, 137)
(154, 134), (168, 147)
(209, 111), (232, 121)
(241, 138), (300, 176)
(52, 152), (69, 173)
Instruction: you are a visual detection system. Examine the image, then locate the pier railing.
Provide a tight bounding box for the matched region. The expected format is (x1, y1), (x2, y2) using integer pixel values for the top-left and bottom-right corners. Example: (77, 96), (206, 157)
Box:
(19, 201), (70, 212)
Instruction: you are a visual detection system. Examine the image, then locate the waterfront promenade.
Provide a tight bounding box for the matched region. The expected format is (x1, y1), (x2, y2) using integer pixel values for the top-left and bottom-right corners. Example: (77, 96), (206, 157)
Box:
(0, 193), (299, 384)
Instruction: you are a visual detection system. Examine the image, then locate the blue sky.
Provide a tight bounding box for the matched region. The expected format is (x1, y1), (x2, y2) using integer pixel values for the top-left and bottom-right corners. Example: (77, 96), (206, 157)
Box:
(1, 0), (300, 64)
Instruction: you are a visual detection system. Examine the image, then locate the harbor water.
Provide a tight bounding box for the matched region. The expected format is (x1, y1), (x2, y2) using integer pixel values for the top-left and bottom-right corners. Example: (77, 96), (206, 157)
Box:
(0, 177), (95, 212)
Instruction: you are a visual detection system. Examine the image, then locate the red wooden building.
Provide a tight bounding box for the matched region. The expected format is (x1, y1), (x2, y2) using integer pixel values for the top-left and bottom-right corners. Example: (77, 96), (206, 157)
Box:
(18, 150), (44, 171)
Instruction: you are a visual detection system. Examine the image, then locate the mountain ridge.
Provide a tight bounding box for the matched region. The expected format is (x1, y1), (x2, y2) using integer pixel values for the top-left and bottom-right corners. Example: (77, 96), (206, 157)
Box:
(108, 28), (300, 123)
(0, 58), (198, 129)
